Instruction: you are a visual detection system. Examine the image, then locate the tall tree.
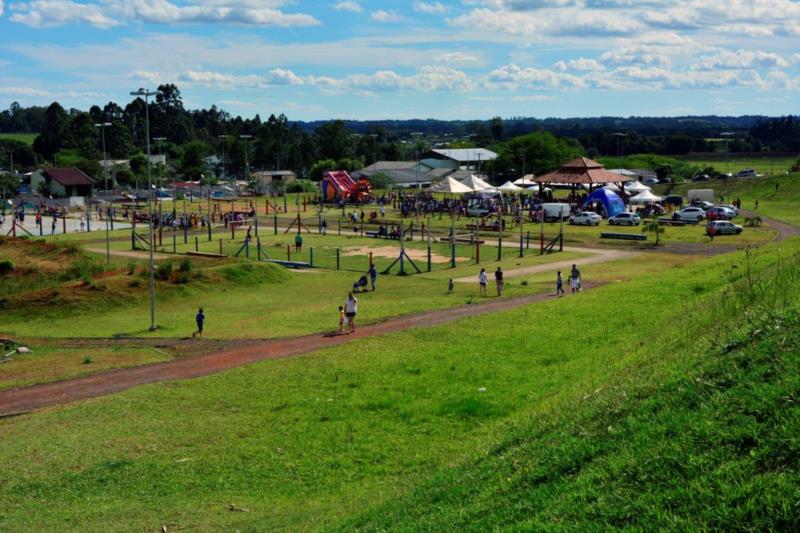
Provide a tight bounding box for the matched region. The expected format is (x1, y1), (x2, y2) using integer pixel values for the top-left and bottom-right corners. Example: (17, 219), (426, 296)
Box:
(33, 102), (71, 161)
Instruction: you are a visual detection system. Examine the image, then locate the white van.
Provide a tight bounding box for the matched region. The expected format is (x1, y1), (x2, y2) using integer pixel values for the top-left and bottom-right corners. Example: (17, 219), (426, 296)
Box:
(541, 203), (571, 222)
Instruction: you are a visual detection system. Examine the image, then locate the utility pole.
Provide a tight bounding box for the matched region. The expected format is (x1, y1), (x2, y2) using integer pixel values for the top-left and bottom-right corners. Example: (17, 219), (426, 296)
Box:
(240, 134), (252, 187)
(130, 87), (161, 332)
(95, 122), (112, 263)
(218, 134), (229, 186)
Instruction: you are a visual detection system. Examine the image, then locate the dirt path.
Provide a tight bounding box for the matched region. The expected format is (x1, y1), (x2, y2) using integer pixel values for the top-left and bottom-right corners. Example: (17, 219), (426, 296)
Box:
(0, 285), (602, 416)
(84, 247), (172, 260)
(454, 247), (639, 283)
(740, 210), (800, 242)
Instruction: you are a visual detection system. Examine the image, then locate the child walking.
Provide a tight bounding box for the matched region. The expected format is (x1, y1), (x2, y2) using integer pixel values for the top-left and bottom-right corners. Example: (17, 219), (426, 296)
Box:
(338, 305), (346, 333)
(556, 271), (564, 296)
(193, 307), (205, 338)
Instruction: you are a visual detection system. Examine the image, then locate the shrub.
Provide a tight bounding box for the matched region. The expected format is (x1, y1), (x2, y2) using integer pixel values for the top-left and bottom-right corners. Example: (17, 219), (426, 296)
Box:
(286, 179), (317, 193)
(178, 257), (192, 273)
(744, 216), (762, 227)
(83, 356), (93, 364)
(0, 259), (14, 276)
(155, 261), (173, 281)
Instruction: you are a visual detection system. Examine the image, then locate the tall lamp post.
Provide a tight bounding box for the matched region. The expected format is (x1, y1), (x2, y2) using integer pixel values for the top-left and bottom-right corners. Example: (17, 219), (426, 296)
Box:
(153, 137), (169, 212)
(240, 134), (252, 188)
(218, 134), (229, 187)
(94, 122), (112, 263)
(130, 87), (160, 332)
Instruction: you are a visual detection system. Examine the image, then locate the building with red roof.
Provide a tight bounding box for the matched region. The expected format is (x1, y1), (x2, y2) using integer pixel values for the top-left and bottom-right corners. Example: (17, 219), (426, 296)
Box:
(31, 167), (95, 197)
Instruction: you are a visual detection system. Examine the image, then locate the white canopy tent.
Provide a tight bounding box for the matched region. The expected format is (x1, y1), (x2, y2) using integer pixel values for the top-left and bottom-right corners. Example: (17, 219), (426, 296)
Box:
(430, 176), (474, 194)
(513, 174), (537, 186)
(460, 174), (495, 191)
(497, 180), (524, 193)
(609, 168), (638, 177)
(624, 181), (651, 194)
(526, 184), (552, 193)
(603, 183), (621, 192)
(630, 190), (663, 204)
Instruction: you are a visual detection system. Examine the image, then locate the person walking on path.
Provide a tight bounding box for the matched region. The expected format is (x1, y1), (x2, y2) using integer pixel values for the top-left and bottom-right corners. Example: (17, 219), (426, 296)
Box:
(368, 264), (378, 291)
(570, 264), (581, 293)
(344, 292), (358, 333)
(556, 270), (565, 297)
(495, 267), (505, 296)
(193, 307), (205, 339)
(321, 219), (327, 235)
(295, 233), (303, 252)
(479, 268), (488, 297)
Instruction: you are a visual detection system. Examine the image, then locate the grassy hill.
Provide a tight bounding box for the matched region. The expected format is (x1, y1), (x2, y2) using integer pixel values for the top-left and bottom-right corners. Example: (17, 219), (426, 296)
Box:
(1, 238), (798, 530)
(654, 173), (800, 226)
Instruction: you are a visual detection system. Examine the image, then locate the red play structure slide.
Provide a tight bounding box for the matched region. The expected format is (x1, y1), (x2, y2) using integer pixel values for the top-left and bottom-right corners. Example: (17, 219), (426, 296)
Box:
(321, 170), (372, 202)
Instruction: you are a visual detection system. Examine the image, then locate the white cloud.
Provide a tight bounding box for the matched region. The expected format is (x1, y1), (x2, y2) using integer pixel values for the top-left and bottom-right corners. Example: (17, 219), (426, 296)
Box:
(434, 52), (479, 64)
(554, 58), (605, 72)
(9, 0), (319, 28)
(265, 68), (304, 86)
(599, 50), (671, 68)
(412, 1), (448, 14)
(486, 63), (585, 90)
(347, 65), (474, 92)
(370, 10), (406, 23)
(794, 53), (800, 64)
(693, 49), (789, 70)
(331, 1), (362, 13)
(513, 95), (555, 102)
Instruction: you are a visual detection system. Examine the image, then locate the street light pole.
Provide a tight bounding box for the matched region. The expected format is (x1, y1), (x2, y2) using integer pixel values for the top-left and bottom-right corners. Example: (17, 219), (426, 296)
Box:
(153, 136), (168, 213)
(218, 134), (229, 187)
(240, 134), (252, 187)
(95, 122), (112, 263)
(130, 87), (160, 332)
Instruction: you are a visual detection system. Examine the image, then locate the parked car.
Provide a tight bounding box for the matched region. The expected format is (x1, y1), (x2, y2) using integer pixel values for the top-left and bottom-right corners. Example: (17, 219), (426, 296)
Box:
(706, 207), (735, 220)
(672, 207), (707, 222)
(690, 200), (714, 211)
(569, 211), (602, 226)
(663, 195), (683, 207)
(719, 172), (733, 179)
(691, 174), (711, 181)
(642, 177), (660, 185)
(719, 204), (739, 216)
(707, 220), (743, 235)
(608, 212), (641, 226)
(736, 169), (757, 178)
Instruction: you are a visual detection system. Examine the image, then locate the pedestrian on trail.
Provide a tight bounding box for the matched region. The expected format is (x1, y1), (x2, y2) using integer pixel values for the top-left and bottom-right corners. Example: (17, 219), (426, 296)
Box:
(345, 292), (358, 333)
(338, 305), (346, 333)
(193, 307), (205, 339)
(556, 270), (565, 297)
(479, 268), (488, 297)
(495, 267), (504, 296)
(321, 219), (328, 235)
(368, 263), (377, 291)
(246, 225), (253, 242)
(295, 233), (303, 252)
(570, 264), (581, 293)
(755, 200), (759, 210)
(51, 218), (56, 234)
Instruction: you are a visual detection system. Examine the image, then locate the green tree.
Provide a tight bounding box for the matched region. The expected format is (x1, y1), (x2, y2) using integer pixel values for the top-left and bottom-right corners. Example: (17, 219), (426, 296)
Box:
(642, 220), (665, 246)
(0, 172), (21, 198)
(313, 120), (351, 161)
(496, 131), (583, 176)
(308, 159), (337, 181)
(33, 102), (71, 161)
(179, 140), (212, 180)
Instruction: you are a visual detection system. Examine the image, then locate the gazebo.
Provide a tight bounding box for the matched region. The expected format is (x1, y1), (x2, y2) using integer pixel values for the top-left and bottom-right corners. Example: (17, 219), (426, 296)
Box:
(460, 174), (494, 191)
(536, 157), (635, 190)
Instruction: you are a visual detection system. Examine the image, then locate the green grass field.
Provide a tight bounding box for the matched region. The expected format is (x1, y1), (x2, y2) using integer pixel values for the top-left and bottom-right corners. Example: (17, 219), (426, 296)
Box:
(0, 132), (37, 145)
(676, 154), (798, 176)
(1, 238), (798, 530)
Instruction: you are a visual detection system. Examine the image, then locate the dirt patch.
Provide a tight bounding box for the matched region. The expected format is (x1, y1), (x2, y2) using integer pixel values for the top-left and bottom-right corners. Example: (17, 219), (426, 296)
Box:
(342, 245), (463, 264)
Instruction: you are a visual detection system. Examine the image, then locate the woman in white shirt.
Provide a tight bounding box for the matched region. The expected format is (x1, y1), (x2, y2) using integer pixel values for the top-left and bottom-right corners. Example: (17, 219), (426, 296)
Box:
(344, 292), (358, 333)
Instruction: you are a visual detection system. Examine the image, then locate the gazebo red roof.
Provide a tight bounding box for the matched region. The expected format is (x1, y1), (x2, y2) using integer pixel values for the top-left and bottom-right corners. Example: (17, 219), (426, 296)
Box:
(536, 157), (634, 185)
(43, 167), (94, 186)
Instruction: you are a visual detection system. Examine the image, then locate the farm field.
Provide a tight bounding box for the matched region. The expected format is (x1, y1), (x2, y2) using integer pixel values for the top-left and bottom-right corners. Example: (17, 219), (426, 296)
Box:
(0, 132), (36, 145)
(676, 153), (798, 176)
(1, 237), (798, 530)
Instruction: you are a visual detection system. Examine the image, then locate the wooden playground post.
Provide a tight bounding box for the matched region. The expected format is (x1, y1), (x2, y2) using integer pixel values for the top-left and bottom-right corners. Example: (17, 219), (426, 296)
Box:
(62, 215), (66, 234)
(173, 234), (177, 253)
(273, 215), (278, 235)
(497, 235), (502, 261)
(369, 251), (373, 267)
(476, 241), (480, 264)
(231, 224), (235, 240)
(336, 248), (340, 270)
(219, 239), (223, 255)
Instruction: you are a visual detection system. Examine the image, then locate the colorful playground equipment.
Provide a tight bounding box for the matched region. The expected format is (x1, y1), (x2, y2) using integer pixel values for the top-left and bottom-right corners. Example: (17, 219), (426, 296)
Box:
(321, 170), (372, 203)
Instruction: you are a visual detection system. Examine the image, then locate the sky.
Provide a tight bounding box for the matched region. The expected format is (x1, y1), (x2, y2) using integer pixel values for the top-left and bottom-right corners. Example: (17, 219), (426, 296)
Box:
(1, 0), (799, 121)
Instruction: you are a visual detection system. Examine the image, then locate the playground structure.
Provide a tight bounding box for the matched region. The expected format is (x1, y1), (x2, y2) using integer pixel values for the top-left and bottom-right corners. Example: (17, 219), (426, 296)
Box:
(321, 170), (372, 203)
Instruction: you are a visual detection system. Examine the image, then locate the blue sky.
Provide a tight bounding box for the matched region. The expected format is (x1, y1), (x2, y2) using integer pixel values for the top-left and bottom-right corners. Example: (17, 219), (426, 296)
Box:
(1, 0), (799, 120)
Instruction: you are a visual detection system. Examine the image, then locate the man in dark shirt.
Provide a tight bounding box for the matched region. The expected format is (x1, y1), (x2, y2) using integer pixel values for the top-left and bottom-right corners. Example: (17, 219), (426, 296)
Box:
(495, 267), (504, 296)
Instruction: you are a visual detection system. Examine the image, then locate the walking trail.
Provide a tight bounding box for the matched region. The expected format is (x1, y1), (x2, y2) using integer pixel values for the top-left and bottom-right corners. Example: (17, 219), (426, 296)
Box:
(455, 247), (638, 283)
(0, 284), (603, 417)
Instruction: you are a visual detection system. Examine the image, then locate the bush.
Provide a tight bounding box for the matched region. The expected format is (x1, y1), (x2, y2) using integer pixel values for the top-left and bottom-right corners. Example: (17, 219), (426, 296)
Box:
(744, 216), (762, 227)
(155, 260), (173, 281)
(286, 179), (317, 193)
(178, 257), (192, 273)
(126, 261), (137, 275)
(0, 259), (14, 276)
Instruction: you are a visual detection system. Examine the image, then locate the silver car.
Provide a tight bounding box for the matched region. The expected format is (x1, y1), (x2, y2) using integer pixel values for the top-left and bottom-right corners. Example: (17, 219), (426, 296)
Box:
(706, 220), (743, 235)
(608, 212), (641, 226)
(568, 211), (602, 226)
(673, 207), (707, 223)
